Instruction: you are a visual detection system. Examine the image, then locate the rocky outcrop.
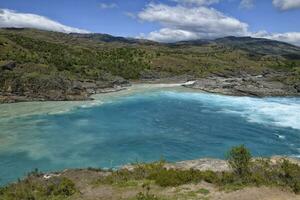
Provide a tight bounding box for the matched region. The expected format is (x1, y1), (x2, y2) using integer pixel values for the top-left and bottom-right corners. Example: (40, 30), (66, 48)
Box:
(123, 156), (300, 172)
(164, 158), (230, 172)
(0, 69), (130, 103)
(0, 62), (298, 104)
(186, 74), (299, 97)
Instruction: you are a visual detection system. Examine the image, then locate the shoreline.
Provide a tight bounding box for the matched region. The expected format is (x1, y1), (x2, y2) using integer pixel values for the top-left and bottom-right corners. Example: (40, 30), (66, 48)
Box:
(0, 83), (192, 120)
(2, 156), (300, 187)
(1, 74), (299, 104)
(0, 80), (299, 120)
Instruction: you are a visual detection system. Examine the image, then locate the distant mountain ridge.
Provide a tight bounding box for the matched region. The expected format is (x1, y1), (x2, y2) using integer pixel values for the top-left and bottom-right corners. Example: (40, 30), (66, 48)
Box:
(2, 28), (299, 51)
(71, 31), (300, 57)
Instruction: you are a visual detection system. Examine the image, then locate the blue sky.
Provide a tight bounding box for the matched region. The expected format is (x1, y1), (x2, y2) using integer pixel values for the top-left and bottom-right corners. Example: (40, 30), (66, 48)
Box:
(0, 0), (300, 44)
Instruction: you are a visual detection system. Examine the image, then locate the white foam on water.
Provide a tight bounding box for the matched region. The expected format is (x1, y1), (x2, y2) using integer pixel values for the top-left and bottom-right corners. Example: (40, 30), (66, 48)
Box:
(162, 91), (300, 130)
(274, 134), (286, 140)
(79, 100), (103, 108)
(1, 84), (299, 131)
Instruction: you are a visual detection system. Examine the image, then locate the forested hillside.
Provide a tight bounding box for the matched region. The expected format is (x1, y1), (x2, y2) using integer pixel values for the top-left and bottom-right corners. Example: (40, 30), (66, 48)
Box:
(0, 28), (299, 102)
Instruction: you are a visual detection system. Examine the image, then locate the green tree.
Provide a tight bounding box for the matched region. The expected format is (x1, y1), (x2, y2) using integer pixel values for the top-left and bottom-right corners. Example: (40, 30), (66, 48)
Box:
(227, 145), (252, 178)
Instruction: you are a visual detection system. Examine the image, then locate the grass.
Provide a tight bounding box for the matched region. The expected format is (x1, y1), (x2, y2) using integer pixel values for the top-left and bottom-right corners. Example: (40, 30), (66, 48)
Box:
(197, 188), (210, 195)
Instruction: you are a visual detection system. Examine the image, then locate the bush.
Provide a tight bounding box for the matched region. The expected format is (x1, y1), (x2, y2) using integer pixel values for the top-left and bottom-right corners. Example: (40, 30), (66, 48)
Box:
(48, 177), (77, 196)
(0, 177), (77, 200)
(135, 183), (160, 200)
(279, 159), (300, 193)
(227, 145), (252, 178)
(148, 169), (197, 187)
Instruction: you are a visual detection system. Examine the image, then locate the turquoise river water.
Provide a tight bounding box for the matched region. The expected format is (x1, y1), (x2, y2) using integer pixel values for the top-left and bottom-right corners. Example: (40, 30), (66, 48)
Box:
(0, 84), (299, 185)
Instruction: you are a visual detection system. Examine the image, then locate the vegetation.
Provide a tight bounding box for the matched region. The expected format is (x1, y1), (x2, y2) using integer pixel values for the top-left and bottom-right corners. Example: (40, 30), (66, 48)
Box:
(135, 183), (161, 200)
(0, 28), (300, 83)
(0, 28), (299, 101)
(97, 145), (300, 193)
(227, 145), (252, 177)
(1, 146), (300, 199)
(0, 176), (76, 200)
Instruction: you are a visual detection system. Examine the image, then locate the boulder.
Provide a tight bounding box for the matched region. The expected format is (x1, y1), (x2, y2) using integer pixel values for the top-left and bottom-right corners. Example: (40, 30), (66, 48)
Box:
(295, 84), (300, 92)
(1, 61), (16, 71)
(112, 76), (130, 86)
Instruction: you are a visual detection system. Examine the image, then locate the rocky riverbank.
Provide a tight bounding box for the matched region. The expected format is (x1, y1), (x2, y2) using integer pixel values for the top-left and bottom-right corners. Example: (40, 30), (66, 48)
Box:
(0, 62), (131, 103)
(1, 62), (299, 104)
(184, 73), (300, 97)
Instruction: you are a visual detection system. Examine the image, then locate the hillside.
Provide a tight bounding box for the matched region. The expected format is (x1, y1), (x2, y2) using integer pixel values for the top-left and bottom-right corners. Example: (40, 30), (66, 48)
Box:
(0, 28), (299, 102)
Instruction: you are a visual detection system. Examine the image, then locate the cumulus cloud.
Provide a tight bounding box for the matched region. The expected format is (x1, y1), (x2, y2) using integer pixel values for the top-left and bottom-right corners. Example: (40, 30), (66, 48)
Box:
(272, 0), (300, 10)
(137, 2), (300, 45)
(144, 28), (199, 42)
(138, 3), (248, 42)
(171, 0), (221, 6)
(99, 3), (117, 9)
(239, 0), (255, 9)
(0, 8), (89, 33)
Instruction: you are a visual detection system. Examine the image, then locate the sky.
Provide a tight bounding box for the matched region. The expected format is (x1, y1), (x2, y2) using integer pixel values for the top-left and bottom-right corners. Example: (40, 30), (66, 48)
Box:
(0, 0), (300, 45)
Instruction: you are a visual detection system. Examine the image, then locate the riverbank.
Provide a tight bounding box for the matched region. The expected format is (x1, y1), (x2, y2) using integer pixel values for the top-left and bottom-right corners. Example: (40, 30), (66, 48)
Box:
(0, 83), (189, 119)
(1, 72), (299, 104)
(1, 155), (300, 200)
(185, 76), (300, 97)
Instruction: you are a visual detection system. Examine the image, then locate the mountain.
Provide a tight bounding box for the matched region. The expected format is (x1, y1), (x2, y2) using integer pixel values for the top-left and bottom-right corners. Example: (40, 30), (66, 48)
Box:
(69, 33), (158, 45)
(0, 28), (299, 103)
(174, 36), (300, 58)
(214, 36), (300, 58)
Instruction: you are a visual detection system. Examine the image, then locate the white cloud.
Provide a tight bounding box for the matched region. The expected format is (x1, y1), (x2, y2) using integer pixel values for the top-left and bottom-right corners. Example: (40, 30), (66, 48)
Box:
(137, 2), (300, 46)
(0, 8), (89, 33)
(99, 3), (117, 9)
(144, 28), (199, 42)
(171, 0), (221, 6)
(138, 3), (248, 42)
(272, 0), (300, 10)
(239, 0), (255, 9)
(253, 31), (300, 46)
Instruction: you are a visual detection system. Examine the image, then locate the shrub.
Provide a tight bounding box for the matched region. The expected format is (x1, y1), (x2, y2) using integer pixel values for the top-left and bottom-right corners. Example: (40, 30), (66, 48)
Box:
(135, 183), (160, 200)
(279, 159), (300, 193)
(149, 169), (192, 187)
(48, 177), (77, 196)
(0, 177), (77, 200)
(227, 145), (252, 178)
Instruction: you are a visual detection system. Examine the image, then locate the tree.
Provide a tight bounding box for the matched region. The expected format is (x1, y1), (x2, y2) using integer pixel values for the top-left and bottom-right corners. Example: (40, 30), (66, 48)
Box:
(227, 145), (252, 178)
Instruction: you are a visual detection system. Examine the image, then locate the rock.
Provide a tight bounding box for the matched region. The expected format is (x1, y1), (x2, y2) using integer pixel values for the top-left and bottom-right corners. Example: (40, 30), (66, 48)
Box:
(140, 70), (162, 80)
(165, 158), (230, 172)
(81, 82), (97, 89)
(295, 84), (300, 92)
(1, 61), (16, 71)
(186, 75), (300, 97)
(123, 156), (300, 173)
(0, 72), (130, 103)
(112, 76), (130, 86)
